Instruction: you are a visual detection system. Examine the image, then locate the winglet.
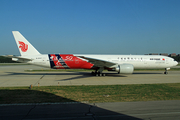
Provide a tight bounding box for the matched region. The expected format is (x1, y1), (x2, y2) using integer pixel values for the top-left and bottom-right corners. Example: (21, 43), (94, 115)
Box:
(12, 31), (41, 56)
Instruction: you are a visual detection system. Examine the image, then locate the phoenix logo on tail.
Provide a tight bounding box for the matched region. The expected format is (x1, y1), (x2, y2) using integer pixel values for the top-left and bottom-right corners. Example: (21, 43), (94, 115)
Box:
(18, 41), (28, 52)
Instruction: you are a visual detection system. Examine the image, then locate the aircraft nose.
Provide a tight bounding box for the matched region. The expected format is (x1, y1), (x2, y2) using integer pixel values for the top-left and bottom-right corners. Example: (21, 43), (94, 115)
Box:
(175, 61), (178, 66)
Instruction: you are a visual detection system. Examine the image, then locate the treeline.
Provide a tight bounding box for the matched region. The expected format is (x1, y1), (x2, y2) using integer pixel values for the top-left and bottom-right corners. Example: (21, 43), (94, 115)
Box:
(172, 56), (180, 62)
(0, 56), (18, 63)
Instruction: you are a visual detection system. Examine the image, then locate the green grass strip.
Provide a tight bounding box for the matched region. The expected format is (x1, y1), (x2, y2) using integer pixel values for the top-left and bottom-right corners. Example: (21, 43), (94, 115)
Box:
(0, 83), (180, 104)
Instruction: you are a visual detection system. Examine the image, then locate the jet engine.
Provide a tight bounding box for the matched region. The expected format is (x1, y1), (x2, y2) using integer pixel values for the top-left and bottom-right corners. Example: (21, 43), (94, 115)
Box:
(113, 64), (134, 74)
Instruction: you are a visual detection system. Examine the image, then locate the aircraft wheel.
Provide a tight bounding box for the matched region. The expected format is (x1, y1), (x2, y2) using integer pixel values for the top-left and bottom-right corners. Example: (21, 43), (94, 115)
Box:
(164, 72), (168, 74)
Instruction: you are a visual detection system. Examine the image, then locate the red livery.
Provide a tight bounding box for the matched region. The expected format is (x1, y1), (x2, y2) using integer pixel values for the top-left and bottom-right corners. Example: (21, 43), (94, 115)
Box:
(48, 54), (94, 69)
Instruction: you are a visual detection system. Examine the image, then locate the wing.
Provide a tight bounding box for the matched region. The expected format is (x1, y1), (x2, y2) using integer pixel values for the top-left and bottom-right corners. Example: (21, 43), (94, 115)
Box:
(77, 56), (116, 68)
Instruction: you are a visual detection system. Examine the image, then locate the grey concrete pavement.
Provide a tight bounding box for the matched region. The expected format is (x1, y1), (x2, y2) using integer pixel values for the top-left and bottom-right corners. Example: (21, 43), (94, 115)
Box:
(0, 65), (180, 120)
(0, 100), (180, 120)
(0, 65), (180, 87)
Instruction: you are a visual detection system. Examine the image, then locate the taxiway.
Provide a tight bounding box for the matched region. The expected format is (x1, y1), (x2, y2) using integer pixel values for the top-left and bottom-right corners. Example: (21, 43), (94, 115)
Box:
(0, 65), (180, 87)
(0, 100), (180, 120)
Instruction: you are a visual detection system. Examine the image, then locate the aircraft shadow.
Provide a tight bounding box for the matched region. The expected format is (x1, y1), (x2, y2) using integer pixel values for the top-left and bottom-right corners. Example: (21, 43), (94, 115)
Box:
(0, 89), (142, 120)
(3, 71), (126, 76)
(1, 71), (164, 82)
(2, 71), (127, 80)
(57, 72), (127, 81)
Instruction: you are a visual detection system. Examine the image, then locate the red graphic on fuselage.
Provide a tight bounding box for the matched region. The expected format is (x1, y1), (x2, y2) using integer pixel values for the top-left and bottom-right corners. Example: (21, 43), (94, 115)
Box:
(60, 54), (94, 69)
(18, 41), (28, 52)
(48, 54), (94, 69)
(50, 54), (63, 69)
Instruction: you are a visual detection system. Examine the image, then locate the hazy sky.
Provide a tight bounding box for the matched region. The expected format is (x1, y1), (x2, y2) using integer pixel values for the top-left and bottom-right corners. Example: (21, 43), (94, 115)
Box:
(0, 0), (180, 55)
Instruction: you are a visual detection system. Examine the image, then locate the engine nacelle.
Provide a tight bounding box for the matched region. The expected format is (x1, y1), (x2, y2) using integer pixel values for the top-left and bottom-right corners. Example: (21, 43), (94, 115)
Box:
(114, 64), (134, 74)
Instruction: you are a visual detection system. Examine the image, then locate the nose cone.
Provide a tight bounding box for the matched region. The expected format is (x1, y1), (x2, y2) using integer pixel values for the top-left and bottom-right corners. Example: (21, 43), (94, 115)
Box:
(174, 61), (178, 66)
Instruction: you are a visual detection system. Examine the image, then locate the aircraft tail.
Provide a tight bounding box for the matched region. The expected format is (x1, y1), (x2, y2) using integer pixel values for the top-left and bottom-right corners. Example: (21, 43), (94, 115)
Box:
(12, 31), (41, 56)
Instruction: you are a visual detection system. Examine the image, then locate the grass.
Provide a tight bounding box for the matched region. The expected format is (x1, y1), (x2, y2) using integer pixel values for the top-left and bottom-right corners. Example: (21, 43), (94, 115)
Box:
(0, 83), (180, 104)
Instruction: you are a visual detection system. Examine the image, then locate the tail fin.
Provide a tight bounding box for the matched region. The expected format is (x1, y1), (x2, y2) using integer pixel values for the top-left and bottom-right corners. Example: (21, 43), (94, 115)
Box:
(12, 31), (41, 56)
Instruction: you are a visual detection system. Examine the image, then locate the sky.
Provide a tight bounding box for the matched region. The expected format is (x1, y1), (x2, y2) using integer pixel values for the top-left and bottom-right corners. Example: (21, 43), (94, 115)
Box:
(0, 0), (180, 55)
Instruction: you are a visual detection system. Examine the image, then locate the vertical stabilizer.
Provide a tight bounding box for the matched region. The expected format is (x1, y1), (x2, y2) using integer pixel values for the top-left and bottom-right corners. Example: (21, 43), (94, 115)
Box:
(12, 31), (41, 56)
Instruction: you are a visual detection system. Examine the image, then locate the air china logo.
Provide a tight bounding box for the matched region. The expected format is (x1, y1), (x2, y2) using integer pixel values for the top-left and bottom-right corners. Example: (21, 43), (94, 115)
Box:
(18, 41), (28, 52)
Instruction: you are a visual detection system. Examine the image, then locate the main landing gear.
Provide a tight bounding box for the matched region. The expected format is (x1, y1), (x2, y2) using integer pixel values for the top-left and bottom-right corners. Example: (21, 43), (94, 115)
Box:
(92, 68), (105, 76)
(91, 71), (106, 76)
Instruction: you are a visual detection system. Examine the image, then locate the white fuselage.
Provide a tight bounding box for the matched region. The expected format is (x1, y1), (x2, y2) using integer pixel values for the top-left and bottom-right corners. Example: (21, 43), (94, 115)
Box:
(10, 31), (178, 75)
(20, 54), (178, 69)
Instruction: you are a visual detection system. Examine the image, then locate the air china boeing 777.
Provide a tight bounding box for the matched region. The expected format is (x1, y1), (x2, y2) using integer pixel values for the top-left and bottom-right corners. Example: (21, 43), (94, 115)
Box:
(5, 31), (178, 76)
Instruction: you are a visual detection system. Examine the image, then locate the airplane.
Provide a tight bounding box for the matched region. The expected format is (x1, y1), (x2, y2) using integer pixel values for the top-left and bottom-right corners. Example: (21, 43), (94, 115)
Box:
(5, 31), (178, 76)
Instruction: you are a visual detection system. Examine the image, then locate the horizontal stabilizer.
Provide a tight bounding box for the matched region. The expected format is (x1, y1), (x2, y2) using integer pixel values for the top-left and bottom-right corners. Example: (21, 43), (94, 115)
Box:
(3, 55), (32, 61)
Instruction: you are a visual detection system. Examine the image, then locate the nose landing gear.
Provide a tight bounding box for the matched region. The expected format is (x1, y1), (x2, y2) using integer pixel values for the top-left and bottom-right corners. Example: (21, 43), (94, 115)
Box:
(164, 71), (168, 74)
(164, 68), (170, 74)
